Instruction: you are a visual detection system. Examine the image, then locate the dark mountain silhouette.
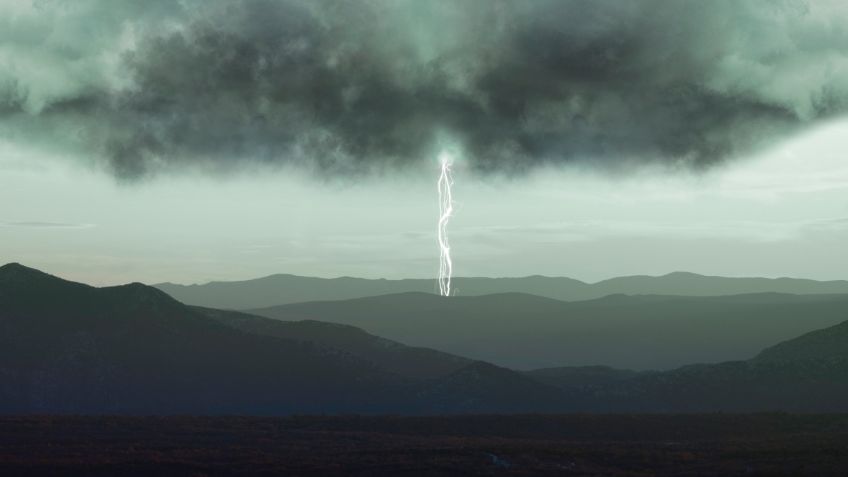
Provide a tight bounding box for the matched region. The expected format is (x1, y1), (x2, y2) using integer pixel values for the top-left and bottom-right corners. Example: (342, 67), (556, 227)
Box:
(754, 319), (848, 364)
(525, 366), (645, 390)
(0, 263), (560, 414)
(529, 320), (848, 412)
(6, 263), (848, 413)
(629, 318), (848, 412)
(417, 361), (572, 413)
(195, 307), (471, 379)
(154, 271), (848, 309)
(249, 291), (848, 370)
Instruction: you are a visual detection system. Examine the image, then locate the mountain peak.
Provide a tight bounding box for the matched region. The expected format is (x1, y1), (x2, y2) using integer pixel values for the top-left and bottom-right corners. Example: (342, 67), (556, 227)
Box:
(0, 262), (35, 273)
(108, 281), (183, 305)
(0, 262), (61, 283)
(660, 271), (705, 279)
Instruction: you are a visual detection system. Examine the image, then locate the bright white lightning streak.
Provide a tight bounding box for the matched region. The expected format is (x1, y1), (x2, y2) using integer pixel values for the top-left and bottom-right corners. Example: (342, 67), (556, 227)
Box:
(437, 152), (454, 297)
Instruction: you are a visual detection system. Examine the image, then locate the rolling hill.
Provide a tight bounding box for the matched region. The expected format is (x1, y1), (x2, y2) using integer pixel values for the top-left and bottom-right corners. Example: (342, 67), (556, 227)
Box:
(0, 263), (563, 414)
(6, 262), (848, 413)
(195, 307), (471, 379)
(523, 318), (848, 412)
(249, 292), (848, 370)
(631, 318), (848, 412)
(154, 271), (848, 309)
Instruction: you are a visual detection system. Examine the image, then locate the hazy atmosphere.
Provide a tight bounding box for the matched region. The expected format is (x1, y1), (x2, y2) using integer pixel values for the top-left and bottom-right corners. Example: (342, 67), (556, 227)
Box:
(3, 0), (848, 285)
(4, 122), (848, 286)
(6, 2), (848, 474)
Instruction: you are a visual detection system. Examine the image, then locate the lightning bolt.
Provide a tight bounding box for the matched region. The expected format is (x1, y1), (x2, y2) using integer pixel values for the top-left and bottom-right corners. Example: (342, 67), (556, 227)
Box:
(437, 151), (454, 297)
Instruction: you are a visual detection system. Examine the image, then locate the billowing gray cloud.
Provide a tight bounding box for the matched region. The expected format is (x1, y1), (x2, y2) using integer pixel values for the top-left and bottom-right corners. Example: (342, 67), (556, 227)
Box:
(2, 0), (848, 180)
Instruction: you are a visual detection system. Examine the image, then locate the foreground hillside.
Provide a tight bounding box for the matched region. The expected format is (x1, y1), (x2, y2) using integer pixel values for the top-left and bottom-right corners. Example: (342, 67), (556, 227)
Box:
(0, 263), (563, 414)
(154, 271), (848, 309)
(534, 318), (848, 412)
(2, 414), (847, 476)
(5, 262), (848, 413)
(251, 291), (848, 370)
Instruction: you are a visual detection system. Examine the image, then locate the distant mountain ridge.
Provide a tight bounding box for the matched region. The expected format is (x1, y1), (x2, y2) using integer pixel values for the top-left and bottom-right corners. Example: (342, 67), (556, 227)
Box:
(154, 271), (848, 310)
(196, 307), (471, 380)
(632, 318), (848, 412)
(5, 263), (848, 413)
(522, 319), (848, 412)
(250, 291), (848, 370)
(0, 263), (560, 414)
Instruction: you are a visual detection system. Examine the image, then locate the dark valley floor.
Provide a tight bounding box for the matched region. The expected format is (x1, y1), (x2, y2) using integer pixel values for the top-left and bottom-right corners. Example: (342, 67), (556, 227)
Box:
(1, 414), (847, 476)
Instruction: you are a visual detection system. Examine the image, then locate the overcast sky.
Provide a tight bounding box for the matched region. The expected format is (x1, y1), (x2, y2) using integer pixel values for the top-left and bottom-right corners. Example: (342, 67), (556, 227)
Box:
(3, 0), (848, 286)
(3, 117), (848, 286)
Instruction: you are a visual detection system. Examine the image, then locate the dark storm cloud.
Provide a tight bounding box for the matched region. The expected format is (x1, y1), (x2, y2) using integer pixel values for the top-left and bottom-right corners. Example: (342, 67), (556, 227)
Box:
(2, 0), (848, 179)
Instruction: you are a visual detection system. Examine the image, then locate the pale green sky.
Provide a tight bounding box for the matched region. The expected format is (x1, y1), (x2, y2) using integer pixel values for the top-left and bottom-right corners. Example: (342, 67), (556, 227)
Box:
(4, 0), (848, 286)
(3, 118), (848, 286)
